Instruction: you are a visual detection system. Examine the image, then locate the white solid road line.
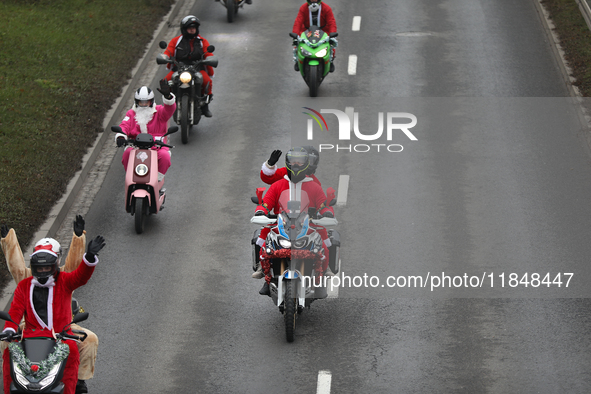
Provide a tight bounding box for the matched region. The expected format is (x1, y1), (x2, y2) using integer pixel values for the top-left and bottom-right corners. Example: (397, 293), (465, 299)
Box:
(352, 16), (361, 31)
(337, 174), (350, 206)
(348, 55), (357, 75)
(317, 370), (332, 394)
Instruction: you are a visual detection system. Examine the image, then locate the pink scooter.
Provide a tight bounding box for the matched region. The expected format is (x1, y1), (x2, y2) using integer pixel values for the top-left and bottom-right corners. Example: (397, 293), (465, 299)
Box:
(111, 125), (178, 234)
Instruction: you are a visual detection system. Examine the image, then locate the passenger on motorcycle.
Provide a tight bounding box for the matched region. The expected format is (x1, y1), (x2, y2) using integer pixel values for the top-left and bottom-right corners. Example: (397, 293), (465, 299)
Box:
(115, 82), (176, 182)
(253, 146), (330, 279)
(254, 147), (334, 295)
(292, 0), (338, 72)
(1, 217), (98, 394)
(162, 15), (215, 118)
(1, 235), (105, 394)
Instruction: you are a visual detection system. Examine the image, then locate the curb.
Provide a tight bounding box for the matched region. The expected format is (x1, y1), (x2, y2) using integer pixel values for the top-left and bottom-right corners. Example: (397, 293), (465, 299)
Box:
(0, 0), (187, 311)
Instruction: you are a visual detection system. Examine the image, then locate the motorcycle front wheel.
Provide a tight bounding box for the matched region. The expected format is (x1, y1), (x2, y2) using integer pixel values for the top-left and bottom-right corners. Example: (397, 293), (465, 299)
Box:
(284, 280), (297, 342)
(180, 95), (190, 144)
(308, 65), (319, 97)
(134, 197), (146, 234)
(227, 0), (235, 22)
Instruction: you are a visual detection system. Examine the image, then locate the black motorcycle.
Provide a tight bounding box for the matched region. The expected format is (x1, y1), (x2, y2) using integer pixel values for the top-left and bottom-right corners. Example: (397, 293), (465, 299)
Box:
(157, 42), (219, 144)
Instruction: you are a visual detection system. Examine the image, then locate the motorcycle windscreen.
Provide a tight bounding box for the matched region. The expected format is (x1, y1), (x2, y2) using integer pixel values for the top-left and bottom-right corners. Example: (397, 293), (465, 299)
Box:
(304, 27), (326, 45)
(278, 188), (310, 218)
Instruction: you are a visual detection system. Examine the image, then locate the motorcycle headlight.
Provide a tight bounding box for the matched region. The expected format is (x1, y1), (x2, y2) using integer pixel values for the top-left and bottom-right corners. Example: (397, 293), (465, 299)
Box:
(300, 48), (312, 57)
(180, 72), (192, 84)
(278, 239), (292, 248)
(294, 238), (307, 248)
(135, 164), (149, 176)
(38, 364), (61, 390)
(315, 48), (328, 58)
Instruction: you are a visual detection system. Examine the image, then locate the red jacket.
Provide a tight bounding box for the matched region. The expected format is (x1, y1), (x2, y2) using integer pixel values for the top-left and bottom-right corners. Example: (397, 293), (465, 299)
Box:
(3, 256), (96, 339)
(256, 177), (333, 217)
(164, 35), (215, 77)
(292, 3), (337, 35)
(260, 162), (321, 187)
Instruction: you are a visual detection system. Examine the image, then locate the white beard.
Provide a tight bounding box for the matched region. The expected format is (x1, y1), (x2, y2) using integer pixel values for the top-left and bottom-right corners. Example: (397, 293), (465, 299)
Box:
(134, 105), (157, 134)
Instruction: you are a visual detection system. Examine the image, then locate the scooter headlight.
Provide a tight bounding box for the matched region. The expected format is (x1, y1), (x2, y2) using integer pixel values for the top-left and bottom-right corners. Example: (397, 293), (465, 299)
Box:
(14, 364), (30, 388)
(180, 72), (192, 84)
(38, 363), (61, 389)
(135, 164), (149, 176)
(315, 48), (328, 58)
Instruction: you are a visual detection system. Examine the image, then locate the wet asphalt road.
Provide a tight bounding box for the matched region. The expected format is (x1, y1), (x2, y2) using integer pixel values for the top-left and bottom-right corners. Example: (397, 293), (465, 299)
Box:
(60, 0), (591, 393)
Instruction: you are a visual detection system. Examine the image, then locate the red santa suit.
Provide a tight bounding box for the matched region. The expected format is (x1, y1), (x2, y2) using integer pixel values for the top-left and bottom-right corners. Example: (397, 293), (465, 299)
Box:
(163, 35), (214, 95)
(2, 255), (98, 394)
(255, 176), (334, 283)
(118, 96), (176, 176)
(292, 2), (337, 35)
(260, 161), (321, 187)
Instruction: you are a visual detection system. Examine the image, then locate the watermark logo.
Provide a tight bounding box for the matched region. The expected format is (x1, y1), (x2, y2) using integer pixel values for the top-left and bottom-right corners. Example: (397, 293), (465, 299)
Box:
(302, 107), (418, 153)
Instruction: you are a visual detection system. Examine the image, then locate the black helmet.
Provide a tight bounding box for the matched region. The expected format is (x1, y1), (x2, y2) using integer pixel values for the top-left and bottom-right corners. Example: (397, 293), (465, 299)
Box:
(180, 15), (200, 38)
(303, 146), (319, 175)
(285, 147), (310, 183)
(30, 238), (62, 284)
(134, 86), (154, 108)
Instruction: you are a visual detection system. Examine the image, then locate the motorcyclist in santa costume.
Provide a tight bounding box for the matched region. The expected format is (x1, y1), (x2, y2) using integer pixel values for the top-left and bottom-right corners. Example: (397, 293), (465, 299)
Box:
(254, 147), (334, 295)
(1, 235), (105, 394)
(115, 82), (176, 183)
(253, 146), (333, 279)
(1, 216), (98, 394)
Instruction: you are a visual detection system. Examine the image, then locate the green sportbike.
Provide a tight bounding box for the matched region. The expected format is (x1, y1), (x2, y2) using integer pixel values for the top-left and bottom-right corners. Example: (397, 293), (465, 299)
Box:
(290, 26), (338, 97)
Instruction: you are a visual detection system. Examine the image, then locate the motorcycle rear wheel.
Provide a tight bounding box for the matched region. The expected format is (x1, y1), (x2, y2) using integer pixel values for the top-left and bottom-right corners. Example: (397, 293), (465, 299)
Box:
(180, 95), (190, 144)
(284, 280), (297, 342)
(227, 0), (235, 22)
(134, 197), (146, 234)
(308, 65), (319, 97)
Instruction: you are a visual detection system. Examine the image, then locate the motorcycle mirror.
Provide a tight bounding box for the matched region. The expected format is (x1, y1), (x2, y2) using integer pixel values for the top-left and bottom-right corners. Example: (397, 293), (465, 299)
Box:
(207, 45), (215, 53)
(329, 32), (338, 38)
(0, 311), (16, 325)
(156, 54), (171, 65)
(289, 32), (298, 39)
(159, 41), (167, 49)
(202, 57), (219, 68)
(166, 126), (179, 135)
(71, 312), (89, 325)
(111, 125), (123, 133)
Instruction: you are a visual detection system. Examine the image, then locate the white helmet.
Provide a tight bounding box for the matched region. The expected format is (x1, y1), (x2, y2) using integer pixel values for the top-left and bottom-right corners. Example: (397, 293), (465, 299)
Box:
(30, 238), (62, 284)
(134, 86), (155, 107)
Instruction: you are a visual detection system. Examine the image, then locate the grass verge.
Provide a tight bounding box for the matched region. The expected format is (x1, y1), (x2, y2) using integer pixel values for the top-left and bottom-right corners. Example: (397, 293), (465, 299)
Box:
(0, 0), (174, 290)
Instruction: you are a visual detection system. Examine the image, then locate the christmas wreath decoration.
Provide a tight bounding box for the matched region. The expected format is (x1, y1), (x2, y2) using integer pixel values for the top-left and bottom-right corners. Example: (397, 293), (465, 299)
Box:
(8, 341), (69, 379)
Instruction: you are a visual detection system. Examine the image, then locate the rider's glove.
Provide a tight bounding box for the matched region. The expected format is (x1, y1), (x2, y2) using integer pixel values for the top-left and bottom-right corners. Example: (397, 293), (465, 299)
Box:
(267, 150), (282, 166)
(73, 215), (85, 237)
(116, 137), (126, 147)
(1, 224), (9, 239)
(157, 78), (173, 100)
(2, 330), (14, 342)
(85, 235), (106, 262)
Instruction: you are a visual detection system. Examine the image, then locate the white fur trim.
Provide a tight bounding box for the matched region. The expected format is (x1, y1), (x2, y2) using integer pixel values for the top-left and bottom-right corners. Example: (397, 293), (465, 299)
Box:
(261, 162), (277, 176)
(324, 238), (332, 248)
(163, 93), (175, 106)
(256, 237), (265, 247)
(83, 253), (99, 266)
(2, 328), (16, 334)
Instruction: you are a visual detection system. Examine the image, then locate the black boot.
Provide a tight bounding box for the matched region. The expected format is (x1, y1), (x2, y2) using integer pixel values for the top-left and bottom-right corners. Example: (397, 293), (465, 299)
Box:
(294, 62), (299, 72)
(245, 0), (252, 3)
(330, 63), (335, 73)
(76, 380), (88, 394)
(201, 104), (212, 118)
(259, 282), (270, 295)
